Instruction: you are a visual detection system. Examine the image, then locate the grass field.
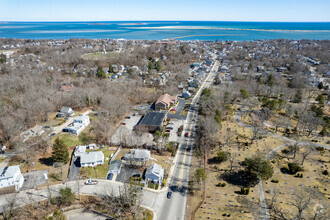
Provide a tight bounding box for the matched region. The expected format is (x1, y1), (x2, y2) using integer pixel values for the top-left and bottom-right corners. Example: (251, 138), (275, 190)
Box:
(82, 51), (119, 60)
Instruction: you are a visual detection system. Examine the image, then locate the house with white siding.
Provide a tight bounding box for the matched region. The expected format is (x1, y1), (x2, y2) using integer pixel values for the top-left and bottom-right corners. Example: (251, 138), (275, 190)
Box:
(0, 166), (24, 191)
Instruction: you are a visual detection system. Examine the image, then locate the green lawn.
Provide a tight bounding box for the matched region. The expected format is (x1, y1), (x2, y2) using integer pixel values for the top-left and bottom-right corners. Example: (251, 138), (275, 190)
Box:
(57, 134), (83, 148)
(81, 164), (110, 179)
(80, 149), (116, 179)
(82, 51), (119, 61)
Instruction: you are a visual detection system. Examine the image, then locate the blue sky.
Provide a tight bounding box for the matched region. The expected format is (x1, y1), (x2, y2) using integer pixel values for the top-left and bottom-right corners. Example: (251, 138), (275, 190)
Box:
(1, 0), (329, 22)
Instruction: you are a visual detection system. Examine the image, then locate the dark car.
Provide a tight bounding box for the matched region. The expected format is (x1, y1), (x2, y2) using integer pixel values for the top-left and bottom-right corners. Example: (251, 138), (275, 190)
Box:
(125, 116), (131, 119)
(166, 127), (173, 130)
(187, 146), (191, 151)
(167, 191), (173, 199)
(107, 173), (113, 180)
(121, 123), (126, 125)
(50, 133), (56, 137)
(166, 129), (170, 132)
(132, 173), (141, 178)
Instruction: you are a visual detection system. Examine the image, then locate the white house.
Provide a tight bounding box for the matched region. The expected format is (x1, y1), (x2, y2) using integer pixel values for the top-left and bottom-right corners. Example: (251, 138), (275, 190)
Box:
(145, 163), (164, 184)
(30, 125), (44, 136)
(63, 115), (90, 135)
(0, 166), (24, 191)
(80, 151), (104, 167)
(73, 115), (90, 126)
(74, 145), (86, 157)
(57, 107), (74, 117)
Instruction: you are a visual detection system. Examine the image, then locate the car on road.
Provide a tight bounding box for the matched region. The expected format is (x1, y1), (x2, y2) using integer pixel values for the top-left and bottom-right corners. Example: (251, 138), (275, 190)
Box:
(50, 133), (56, 137)
(170, 108), (176, 111)
(166, 129), (170, 133)
(187, 146), (191, 151)
(166, 127), (173, 130)
(107, 173), (113, 180)
(84, 179), (98, 185)
(185, 132), (189, 137)
(125, 116), (131, 119)
(121, 122), (126, 125)
(167, 191), (173, 199)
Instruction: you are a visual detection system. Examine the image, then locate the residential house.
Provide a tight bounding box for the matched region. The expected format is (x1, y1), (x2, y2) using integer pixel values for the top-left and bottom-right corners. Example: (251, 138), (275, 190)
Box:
(123, 149), (151, 164)
(145, 163), (164, 184)
(80, 151), (104, 167)
(74, 145), (86, 157)
(30, 125), (44, 136)
(219, 65), (229, 73)
(182, 90), (192, 98)
(57, 107), (74, 117)
(0, 166), (24, 191)
(155, 94), (177, 111)
(73, 115), (90, 126)
(108, 160), (122, 174)
(136, 112), (167, 132)
(189, 78), (201, 88)
(62, 115), (90, 135)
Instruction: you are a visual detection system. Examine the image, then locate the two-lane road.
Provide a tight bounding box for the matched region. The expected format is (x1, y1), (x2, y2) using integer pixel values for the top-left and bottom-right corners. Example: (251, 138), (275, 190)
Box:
(158, 60), (219, 220)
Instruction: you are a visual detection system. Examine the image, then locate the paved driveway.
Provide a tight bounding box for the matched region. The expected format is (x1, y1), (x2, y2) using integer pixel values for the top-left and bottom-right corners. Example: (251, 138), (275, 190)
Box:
(115, 165), (142, 183)
(22, 170), (48, 190)
(68, 156), (80, 181)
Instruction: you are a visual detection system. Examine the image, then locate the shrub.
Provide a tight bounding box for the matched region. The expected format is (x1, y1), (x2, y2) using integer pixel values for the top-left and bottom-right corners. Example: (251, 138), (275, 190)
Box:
(288, 163), (302, 174)
(155, 184), (159, 190)
(245, 142), (249, 146)
(222, 213), (227, 216)
(149, 182), (155, 188)
(271, 179), (279, 183)
(315, 147), (325, 152)
(240, 187), (250, 195)
(295, 173), (303, 178)
(322, 170), (328, 175)
(216, 182), (226, 187)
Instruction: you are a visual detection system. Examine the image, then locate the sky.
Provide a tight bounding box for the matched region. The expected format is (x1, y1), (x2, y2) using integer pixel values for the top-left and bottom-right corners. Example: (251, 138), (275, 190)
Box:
(0, 0), (330, 22)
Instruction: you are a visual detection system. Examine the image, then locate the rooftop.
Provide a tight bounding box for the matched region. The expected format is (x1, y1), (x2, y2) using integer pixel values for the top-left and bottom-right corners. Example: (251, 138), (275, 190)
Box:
(0, 166), (20, 179)
(139, 112), (166, 127)
(80, 151), (104, 164)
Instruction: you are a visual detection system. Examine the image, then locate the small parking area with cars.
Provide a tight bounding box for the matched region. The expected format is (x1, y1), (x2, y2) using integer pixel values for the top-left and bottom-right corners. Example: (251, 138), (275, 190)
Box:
(167, 98), (188, 120)
(115, 165), (143, 183)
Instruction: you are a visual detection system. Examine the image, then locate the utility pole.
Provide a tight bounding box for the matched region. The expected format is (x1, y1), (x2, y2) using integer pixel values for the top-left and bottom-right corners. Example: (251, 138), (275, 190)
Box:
(44, 173), (52, 205)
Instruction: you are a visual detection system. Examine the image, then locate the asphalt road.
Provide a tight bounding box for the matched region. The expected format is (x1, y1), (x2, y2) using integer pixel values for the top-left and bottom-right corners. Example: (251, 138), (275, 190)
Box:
(158, 60), (219, 220)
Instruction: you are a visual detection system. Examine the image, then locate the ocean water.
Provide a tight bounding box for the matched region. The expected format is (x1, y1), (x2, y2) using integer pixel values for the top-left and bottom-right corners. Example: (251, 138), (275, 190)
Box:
(0, 21), (329, 41)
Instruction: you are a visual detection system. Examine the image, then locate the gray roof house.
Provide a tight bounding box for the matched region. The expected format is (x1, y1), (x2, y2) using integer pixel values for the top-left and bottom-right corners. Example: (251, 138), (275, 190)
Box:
(30, 125), (44, 136)
(57, 107), (74, 117)
(80, 151), (104, 167)
(108, 160), (122, 174)
(124, 149), (151, 165)
(145, 163), (164, 184)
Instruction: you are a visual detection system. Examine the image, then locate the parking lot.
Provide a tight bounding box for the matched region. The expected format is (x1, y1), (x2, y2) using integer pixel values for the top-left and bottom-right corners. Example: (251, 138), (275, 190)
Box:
(111, 114), (154, 146)
(166, 119), (184, 142)
(167, 98), (188, 120)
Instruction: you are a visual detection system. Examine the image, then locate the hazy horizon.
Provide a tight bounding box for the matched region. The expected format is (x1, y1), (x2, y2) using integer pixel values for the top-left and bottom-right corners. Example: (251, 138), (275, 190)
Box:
(1, 0), (329, 22)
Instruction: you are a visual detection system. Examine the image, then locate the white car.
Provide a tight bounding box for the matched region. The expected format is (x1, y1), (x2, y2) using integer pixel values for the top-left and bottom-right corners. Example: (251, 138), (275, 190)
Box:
(84, 178), (98, 185)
